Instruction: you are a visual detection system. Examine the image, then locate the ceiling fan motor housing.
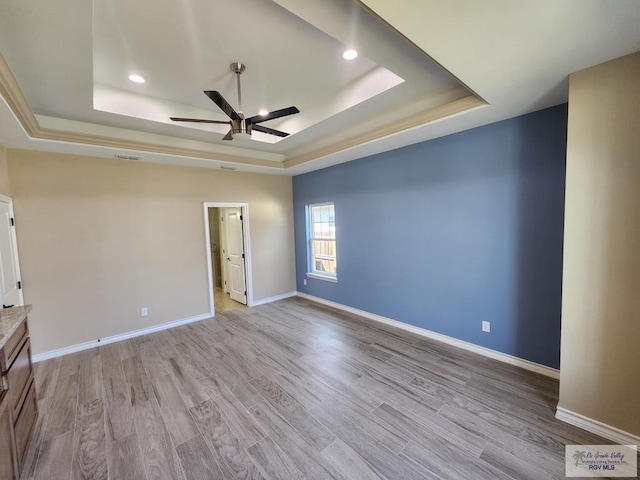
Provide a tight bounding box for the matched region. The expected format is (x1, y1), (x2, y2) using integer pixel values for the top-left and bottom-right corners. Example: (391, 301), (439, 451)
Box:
(231, 117), (252, 138)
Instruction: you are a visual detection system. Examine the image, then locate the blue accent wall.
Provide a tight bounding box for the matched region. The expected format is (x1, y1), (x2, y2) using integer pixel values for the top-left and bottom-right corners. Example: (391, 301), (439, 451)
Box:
(293, 105), (567, 369)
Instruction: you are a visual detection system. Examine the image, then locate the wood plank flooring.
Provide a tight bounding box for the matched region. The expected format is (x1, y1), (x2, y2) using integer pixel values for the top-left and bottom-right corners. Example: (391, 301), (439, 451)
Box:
(22, 297), (628, 480)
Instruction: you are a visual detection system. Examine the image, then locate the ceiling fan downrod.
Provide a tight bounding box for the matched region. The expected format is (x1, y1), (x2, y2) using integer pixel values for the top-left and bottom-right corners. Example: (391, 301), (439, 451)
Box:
(229, 62), (251, 139)
(231, 62), (246, 117)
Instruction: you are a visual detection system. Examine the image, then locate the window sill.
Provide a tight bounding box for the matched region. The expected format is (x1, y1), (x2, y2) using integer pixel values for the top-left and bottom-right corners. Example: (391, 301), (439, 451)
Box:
(306, 272), (338, 283)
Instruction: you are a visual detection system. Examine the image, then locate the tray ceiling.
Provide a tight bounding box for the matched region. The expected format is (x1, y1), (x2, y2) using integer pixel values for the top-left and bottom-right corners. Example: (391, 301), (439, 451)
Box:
(1, 0), (639, 175)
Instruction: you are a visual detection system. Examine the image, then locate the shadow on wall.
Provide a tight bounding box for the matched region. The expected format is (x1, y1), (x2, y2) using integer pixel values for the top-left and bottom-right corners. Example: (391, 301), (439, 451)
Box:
(293, 104), (568, 369)
(513, 116), (566, 368)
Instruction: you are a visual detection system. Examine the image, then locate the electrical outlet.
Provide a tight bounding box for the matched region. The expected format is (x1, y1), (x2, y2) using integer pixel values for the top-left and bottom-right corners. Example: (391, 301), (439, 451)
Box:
(482, 321), (490, 333)
(141, 307), (148, 317)
(303, 278), (307, 286)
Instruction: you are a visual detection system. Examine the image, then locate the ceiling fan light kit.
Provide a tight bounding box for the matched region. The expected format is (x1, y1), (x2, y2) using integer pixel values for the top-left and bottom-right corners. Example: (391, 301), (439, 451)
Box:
(230, 120), (251, 140)
(170, 62), (299, 141)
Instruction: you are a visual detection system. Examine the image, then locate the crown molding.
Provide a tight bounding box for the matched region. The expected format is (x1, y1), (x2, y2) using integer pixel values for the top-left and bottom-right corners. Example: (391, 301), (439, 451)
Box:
(1, 52), (485, 172)
(284, 94), (486, 169)
(0, 52), (40, 135)
(0, 53), (283, 169)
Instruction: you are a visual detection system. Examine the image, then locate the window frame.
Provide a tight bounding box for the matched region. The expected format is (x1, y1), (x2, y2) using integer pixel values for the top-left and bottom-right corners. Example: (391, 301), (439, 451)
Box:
(305, 202), (338, 283)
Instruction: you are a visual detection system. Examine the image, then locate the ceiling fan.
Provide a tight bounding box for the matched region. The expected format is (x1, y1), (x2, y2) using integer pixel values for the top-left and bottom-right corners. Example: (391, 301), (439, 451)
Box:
(170, 62), (299, 141)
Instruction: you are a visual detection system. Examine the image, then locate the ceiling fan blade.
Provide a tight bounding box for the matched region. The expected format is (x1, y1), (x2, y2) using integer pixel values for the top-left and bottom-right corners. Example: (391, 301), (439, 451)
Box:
(204, 91), (241, 121)
(252, 124), (290, 138)
(248, 106), (300, 124)
(222, 130), (234, 141)
(170, 117), (230, 125)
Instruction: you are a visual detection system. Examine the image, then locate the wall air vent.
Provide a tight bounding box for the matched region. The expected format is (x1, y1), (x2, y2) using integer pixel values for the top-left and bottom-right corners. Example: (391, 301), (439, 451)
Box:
(220, 166), (238, 171)
(115, 154), (140, 160)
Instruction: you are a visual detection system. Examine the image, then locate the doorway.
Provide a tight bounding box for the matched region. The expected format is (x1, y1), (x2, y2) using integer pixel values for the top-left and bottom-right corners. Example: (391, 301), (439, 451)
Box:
(204, 203), (251, 315)
(0, 195), (23, 308)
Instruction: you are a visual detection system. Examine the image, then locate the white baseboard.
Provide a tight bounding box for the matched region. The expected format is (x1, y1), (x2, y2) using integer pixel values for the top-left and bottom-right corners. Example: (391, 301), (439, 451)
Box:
(251, 291), (297, 307)
(33, 291), (298, 362)
(32, 312), (211, 363)
(296, 292), (560, 380)
(556, 407), (640, 445)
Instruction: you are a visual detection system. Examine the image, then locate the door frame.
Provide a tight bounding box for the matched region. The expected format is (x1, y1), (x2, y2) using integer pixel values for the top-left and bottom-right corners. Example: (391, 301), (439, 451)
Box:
(203, 202), (253, 316)
(0, 194), (24, 306)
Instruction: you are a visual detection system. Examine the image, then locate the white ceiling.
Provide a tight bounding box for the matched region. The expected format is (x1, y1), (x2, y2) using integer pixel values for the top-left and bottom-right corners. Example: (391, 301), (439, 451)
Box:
(0, 0), (639, 175)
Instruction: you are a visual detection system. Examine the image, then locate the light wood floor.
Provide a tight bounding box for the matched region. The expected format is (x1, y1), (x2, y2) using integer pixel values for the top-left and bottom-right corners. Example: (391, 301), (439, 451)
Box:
(23, 297), (624, 480)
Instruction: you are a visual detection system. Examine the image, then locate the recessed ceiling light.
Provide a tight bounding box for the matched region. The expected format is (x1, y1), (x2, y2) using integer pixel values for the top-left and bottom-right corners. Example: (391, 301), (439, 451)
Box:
(258, 109), (269, 116)
(342, 49), (358, 60)
(128, 74), (145, 84)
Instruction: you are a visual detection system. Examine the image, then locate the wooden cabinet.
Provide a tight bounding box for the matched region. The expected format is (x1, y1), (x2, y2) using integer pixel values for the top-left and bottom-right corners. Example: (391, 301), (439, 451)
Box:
(0, 315), (37, 480)
(13, 382), (36, 471)
(0, 397), (16, 480)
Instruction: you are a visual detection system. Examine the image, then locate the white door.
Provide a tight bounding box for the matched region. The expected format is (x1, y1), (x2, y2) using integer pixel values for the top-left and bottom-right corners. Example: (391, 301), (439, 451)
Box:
(224, 207), (247, 304)
(0, 197), (23, 308)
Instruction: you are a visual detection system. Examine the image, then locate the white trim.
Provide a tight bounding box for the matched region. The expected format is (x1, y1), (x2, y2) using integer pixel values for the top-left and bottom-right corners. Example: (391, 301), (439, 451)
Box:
(203, 202), (253, 314)
(32, 312), (211, 362)
(296, 292), (560, 380)
(306, 202), (338, 280)
(0, 195), (24, 306)
(251, 291), (297, 307)
(306, 272), (338, 283)
(203, 204), (216, 317)
(556, 406), (640, 445)
(241, 207), (254, 306)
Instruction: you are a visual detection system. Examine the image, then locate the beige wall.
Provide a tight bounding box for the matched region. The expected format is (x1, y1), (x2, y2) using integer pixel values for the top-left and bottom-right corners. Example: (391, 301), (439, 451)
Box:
(559, 52), (640, 436)
(0, 145), (10, 196)
(8, 149), (295, 355)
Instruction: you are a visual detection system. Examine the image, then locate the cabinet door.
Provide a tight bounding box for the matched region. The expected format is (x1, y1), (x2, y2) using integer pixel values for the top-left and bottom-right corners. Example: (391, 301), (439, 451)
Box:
(0, 398), (17, 480)
(7, 339), (32, 419)
(13, 383), (36, 472)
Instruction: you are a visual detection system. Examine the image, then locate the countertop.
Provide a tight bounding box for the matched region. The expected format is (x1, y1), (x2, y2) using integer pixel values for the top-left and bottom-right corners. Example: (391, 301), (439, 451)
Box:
(0, 305), (32, 350)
